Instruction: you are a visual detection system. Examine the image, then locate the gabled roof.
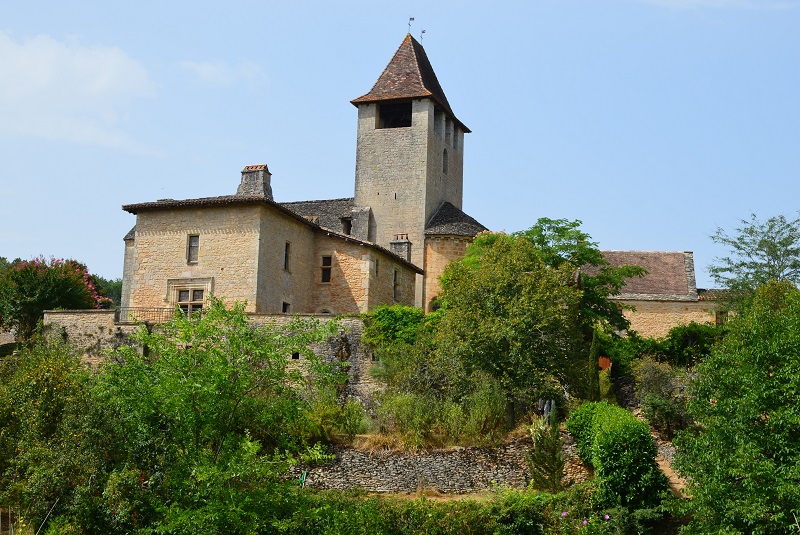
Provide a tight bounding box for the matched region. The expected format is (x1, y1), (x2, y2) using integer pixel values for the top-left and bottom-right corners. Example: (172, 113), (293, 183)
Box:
(351, 34), (469, 133)
(425, 202), (488, 237)
(281, 198), (354, 231)
(600, 251), (698, 302)
(121, 195), (422, 273)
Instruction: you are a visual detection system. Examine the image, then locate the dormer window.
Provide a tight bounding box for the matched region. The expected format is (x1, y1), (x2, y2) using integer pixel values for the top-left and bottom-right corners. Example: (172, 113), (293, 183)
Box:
(378, 102), (412, 128)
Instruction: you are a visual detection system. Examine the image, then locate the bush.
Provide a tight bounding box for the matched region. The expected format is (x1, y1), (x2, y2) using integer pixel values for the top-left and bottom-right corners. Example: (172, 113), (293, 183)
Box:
(631, 357), (690, 439)
(659, 321), (723, 367)
(526, 417), (565, 494)
(566, 402), (667, 510)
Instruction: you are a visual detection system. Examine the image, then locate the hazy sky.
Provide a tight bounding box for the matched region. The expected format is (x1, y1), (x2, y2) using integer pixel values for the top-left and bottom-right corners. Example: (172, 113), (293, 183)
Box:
(1, 1), (798, 289)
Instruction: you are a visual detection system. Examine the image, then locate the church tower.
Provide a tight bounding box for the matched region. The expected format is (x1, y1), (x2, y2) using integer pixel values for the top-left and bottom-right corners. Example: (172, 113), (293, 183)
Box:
(350, 34), (474, 307)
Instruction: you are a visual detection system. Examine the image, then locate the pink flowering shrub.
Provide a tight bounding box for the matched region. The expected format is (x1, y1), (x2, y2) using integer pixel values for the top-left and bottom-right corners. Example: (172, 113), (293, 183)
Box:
(0, 256), (112, 341)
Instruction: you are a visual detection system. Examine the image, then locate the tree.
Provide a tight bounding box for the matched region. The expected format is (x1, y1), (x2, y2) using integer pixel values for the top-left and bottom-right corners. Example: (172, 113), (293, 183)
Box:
(710, 213), (800, 299)
(0, 257), (112, 341)
(436, 232), (584, 424)
(93, 275), (123, 306)
(1, 298), (342, 533)
(674, 281), (800, 533)
(514, 217), (647, 333)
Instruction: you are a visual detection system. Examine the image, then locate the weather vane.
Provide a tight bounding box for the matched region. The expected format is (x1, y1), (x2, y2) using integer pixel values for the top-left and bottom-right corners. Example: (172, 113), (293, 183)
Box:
(408, 17), (414, 33)
(420, 29), (426, 40)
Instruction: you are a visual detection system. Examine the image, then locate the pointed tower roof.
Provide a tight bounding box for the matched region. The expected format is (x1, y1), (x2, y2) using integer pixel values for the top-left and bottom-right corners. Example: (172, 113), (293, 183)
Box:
(351, 34), (469, 132)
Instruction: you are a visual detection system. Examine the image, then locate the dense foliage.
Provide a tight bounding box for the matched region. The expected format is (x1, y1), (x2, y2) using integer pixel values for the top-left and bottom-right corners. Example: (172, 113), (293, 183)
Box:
(514, 218), (646, 333)
(674, 281), (800, 533)
(567, 402), (667, 511)
(0, 299), (343, 533)
(437, 232), (583, 423)
(0, 256), (112, 341)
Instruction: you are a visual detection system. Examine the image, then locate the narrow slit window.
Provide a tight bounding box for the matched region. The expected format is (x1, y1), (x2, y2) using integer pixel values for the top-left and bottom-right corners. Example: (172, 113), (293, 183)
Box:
(321, 255), (332, 283)
(187, 235), (200, 263)
(442, 148), (449, 174)
(393, 269), (400, 301)
(284, 242), (291, 271)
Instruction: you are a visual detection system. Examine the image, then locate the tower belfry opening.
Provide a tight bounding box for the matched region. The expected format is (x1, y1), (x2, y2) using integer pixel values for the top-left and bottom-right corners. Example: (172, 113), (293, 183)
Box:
(378, 101), (412, 128)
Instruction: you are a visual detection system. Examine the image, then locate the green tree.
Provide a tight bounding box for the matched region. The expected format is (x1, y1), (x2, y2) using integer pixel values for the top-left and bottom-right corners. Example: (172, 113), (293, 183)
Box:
(1, 298), (342, 533)
(437, 232), (583, 425)
(515, 217), (647, 332)
(710, 213), (800, 305)
(0, 257), (112, 341)
(674, 281), (800, 533)
(93, 276), (123, 306)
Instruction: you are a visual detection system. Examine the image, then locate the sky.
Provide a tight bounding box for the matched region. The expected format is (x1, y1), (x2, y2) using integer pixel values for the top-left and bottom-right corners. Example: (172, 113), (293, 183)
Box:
(1, 1), (798, 289)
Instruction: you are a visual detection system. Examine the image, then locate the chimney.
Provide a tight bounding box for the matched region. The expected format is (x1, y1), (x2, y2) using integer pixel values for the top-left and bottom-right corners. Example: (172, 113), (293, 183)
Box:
(237, 164), (273, 199)
(390, 233), (412, 262)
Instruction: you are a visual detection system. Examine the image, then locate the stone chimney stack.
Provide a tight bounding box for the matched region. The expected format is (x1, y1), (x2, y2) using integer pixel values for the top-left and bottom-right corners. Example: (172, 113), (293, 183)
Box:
(237, 164), (273, 199)
(390, 233), (412, 262)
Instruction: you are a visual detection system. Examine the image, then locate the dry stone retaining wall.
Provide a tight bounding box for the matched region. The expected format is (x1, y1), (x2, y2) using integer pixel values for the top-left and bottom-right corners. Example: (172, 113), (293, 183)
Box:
(294, 432), (590, 494)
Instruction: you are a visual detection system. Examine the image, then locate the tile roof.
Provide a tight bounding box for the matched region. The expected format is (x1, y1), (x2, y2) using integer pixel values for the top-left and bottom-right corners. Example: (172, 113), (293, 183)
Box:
(280, 198), (354, 232)
(425, 202), (488, 237)
(351, 34), (470, 133)
(121, 195), (421, 273)
(599, 251), (698, 301)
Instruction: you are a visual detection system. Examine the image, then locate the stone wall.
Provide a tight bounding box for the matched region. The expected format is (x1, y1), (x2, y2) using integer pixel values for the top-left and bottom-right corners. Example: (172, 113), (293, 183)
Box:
(126, 204), (263, 312)
(42, 310), (140, 367)
(423, 235), (471, 310)
(293, 431), (590, 494)
(0, 329), (15, 345)
(43, 311), (383, 405)
(619, 299), (717, 338)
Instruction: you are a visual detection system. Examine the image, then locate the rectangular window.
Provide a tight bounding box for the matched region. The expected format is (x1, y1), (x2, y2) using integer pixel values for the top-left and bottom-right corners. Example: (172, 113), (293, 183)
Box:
(378, 102), (412, 128)
(177, 288), (204, 316)
(187, 235), (199, 263)
(321, 255), (332, 283)
(393, 269), (400, 301)
(284, 242), (291, 271)
(282, 302), (291, 314)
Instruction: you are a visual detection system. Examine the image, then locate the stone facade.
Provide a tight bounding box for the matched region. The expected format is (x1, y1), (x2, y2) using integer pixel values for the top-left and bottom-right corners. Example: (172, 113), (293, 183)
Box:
(423, 235), (472, 310)
(121, 194), (421, 316)
(619, 299), (717, 339)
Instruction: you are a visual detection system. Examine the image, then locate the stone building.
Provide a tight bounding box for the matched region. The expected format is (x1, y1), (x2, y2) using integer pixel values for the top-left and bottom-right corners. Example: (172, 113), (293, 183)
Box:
(118, 34), (486, 317)
(602, 251), (720, 338)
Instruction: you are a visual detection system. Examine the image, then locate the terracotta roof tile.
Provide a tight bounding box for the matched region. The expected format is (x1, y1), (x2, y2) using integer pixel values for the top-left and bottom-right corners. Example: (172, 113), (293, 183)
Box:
(600, 251), (698, 301)
(351, 34), (469, 132)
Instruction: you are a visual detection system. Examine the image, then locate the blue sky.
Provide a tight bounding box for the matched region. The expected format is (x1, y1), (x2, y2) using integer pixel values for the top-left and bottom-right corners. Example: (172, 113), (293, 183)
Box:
(1, 0), (798, 289)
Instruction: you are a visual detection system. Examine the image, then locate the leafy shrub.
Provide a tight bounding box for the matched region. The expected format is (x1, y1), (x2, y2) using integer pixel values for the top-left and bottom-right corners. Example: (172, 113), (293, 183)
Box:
(462, 376), (507, 443)
(362, 304), (425, 347)
(526, 417), (565, 493)
(659, 321), (723, 367)
(566, 402), (667, 510)
(631, 357), (690, 439)
(565, 402), (603, 460)
(375, 392), (438, 449)
(338, 397), (369, 441)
